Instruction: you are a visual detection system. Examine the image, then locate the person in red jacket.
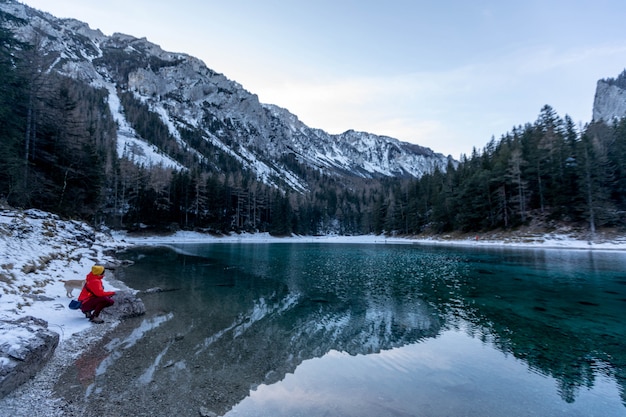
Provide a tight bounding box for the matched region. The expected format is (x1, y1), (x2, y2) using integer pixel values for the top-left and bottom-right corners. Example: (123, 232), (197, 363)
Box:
(78, 265), (116, 323)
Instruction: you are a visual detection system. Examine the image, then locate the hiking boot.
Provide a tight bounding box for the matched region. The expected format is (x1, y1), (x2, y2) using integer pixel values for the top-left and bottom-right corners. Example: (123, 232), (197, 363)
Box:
(90, 316), (104, 324)
(84, 312), (93, 319)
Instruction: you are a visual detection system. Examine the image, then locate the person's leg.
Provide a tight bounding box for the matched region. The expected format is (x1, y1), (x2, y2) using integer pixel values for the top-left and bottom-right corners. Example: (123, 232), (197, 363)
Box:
(80, 298), (97, 318)
(91, 296), (114, 318)
(81, 296), (114, 322)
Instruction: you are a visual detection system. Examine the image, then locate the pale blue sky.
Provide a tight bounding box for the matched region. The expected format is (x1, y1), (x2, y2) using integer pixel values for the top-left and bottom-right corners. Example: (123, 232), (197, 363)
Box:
(21, 0), (626, 157)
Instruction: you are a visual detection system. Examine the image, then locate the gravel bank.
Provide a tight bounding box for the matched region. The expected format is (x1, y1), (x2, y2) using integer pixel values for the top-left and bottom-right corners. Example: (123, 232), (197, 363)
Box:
(0, 321), (116, 417)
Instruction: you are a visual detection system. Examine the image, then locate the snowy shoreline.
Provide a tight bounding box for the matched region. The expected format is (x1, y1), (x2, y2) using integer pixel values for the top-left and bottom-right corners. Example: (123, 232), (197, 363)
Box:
(113, 229), (626, 251)
(2, 208), (626, 415)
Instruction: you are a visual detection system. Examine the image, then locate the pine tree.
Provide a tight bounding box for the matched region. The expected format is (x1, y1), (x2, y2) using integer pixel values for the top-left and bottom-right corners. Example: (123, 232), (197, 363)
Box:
(507, 146), (528, 224)
(269, 191), (292, 236)
(0, 6), (27, 203)
(607, 118), (626, 212)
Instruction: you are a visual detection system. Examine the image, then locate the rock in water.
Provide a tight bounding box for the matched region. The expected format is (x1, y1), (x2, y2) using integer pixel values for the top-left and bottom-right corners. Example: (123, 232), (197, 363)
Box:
(102, 290), (146, 320)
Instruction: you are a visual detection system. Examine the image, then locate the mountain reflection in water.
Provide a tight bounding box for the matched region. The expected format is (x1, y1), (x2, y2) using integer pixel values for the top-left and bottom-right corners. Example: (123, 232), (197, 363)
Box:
(55, 243), (626, 416)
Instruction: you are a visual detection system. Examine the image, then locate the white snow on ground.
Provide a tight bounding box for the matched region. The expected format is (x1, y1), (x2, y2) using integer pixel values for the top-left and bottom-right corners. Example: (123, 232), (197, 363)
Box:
(0, 208), (128, 340)
(111, 228), (626, 250)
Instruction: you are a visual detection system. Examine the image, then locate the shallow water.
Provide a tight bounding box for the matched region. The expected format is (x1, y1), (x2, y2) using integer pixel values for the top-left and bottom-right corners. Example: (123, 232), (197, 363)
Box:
(56, 243), (626, 416)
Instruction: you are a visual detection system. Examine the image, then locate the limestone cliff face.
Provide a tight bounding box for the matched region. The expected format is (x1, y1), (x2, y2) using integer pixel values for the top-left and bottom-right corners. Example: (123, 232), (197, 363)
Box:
(1, 0), (454, 194)
(592, 70), (626, 123)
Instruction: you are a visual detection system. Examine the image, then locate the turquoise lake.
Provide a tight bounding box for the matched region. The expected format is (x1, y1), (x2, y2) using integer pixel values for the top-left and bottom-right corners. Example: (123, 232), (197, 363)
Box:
(59, 243), (626, 416)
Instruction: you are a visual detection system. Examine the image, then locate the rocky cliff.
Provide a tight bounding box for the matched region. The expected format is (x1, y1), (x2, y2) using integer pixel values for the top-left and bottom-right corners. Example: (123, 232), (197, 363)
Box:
(1, 0), (454, 195)
(592, 69), (626, 123)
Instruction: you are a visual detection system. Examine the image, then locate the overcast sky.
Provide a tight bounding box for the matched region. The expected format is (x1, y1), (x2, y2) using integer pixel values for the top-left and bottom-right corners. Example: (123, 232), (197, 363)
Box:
(20, 0), (626, 158)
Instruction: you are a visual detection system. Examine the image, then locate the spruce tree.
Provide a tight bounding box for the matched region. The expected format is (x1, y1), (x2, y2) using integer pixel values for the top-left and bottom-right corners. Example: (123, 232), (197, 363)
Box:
(0, 6), (27, 203)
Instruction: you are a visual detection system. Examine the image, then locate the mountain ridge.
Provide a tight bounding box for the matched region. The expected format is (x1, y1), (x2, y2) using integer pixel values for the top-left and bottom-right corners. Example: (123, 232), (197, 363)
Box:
(3, 0), (454, 194)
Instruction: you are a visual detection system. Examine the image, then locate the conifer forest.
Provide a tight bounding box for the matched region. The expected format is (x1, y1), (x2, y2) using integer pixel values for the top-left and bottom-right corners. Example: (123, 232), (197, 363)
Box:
(2, 8), (626, 237)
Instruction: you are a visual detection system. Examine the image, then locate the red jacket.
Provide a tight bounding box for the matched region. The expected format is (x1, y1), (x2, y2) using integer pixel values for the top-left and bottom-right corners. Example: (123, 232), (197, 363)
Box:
(78, 272), (115, 302)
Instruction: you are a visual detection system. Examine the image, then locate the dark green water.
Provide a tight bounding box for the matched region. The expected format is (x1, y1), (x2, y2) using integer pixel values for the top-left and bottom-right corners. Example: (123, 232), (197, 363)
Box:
(62, 243), (626, 416)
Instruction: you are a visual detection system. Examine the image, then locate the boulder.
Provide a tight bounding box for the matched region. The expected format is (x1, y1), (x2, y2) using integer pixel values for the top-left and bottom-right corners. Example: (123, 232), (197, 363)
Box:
(101, 290), (146, 320)
(0, 292), (144, 399)
(0, 316), (59, 398)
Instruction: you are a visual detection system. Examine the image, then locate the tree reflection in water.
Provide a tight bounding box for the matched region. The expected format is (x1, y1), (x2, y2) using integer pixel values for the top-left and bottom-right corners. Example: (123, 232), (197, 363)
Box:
(55, 243), (626, 416)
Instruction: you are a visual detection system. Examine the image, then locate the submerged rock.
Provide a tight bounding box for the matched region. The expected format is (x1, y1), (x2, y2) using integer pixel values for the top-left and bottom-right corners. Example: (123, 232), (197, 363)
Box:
(199, 406), (217, 417)
(142, 287), (180, 294)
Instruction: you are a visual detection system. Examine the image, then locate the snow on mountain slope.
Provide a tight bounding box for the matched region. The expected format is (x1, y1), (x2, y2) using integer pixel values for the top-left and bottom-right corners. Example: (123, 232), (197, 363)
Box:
(2, 0), (454, 193)
(103, 83), (186, 170)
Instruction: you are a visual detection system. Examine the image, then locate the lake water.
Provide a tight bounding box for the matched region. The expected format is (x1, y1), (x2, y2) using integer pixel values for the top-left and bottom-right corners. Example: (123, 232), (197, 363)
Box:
(57, 243), (626, 416)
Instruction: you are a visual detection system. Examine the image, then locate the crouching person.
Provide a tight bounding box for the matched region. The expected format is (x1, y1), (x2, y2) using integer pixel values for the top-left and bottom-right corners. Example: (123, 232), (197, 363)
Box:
(79, 265), (116, 323)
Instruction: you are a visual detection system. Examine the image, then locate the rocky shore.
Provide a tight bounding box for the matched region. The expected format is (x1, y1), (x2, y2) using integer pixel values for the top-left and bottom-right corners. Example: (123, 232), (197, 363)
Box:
(0, 285), (145, 416)
(0, 315), (116, 417)
(0, 207), (144, 415)
(0, 316), (59, 399)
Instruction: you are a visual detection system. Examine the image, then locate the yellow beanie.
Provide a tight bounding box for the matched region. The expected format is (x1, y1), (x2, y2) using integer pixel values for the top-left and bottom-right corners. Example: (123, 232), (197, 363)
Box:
(91, 265), (105, 275)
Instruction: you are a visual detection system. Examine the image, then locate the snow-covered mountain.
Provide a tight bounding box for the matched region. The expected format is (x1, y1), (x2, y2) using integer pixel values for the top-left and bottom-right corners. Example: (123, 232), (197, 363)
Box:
(2, 0), (454, 193)
(592, 69), (626, 124)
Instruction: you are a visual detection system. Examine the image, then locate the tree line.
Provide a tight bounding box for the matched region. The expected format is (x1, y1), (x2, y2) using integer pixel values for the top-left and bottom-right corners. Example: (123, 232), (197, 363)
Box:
(381, 103), (626, 236)
(2, 8), (625, 237)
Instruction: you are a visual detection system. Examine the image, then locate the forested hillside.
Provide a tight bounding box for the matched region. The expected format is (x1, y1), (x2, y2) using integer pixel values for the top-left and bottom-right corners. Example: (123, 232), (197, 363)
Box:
(1, 3), (625, 237)
(393, 105), (626, 236)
